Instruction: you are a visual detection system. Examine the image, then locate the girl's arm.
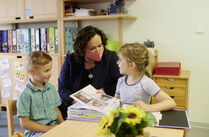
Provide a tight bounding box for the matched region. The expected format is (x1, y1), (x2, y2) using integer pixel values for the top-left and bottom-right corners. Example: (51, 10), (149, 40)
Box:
(56, 107), (64, 123)
(19, 117), (56, 133)
(134, 91), (176, 112)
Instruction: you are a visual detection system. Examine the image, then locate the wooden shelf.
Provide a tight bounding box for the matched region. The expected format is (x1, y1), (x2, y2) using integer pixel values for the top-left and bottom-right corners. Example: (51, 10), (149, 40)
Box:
(0, 18), (58, 24)
(62, 0), (135, 2)
(63, 0), (114, 3)
(63, 14), (137, 21)
(153, 70), (190, 79)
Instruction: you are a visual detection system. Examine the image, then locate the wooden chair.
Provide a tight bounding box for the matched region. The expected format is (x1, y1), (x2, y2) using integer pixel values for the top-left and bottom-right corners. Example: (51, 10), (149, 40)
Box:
(11, 131), (25, 137)
(7, 99), (18, 137)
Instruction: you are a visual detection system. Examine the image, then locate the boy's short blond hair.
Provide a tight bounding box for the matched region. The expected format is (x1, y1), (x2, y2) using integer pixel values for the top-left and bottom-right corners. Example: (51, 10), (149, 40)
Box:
(27, 51), (52, 71)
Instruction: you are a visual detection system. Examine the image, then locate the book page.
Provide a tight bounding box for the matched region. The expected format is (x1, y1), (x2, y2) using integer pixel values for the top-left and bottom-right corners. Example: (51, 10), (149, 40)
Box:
(70, 85), (120, 114)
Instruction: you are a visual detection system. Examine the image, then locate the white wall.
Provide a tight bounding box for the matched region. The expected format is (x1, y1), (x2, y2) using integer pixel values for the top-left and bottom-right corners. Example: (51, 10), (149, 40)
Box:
(83, 0), (209, 124)
(125, 0), (209, 124)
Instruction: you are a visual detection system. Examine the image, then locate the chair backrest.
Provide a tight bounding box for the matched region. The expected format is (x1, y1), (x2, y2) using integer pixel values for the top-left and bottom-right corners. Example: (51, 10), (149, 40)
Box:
(7, 99), (17, 137)
(11, 131), (25, 137)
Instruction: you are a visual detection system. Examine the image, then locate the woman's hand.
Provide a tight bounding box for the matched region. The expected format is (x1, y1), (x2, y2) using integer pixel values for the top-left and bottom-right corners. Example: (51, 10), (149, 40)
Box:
(96, 88), (105, 94)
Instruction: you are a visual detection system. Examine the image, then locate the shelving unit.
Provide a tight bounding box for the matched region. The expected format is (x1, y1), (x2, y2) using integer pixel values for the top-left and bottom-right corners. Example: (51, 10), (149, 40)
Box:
(59, 0), (137, 62)
(0, 0), (62, 107)
(0, 0), (137, 107)
(63, 14), (137, 21)
(0, 18), (58, 24)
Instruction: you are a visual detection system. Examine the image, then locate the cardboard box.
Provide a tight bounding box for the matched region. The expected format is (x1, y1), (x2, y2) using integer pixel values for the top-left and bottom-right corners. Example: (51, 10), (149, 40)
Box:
(154, 62), (181, 76)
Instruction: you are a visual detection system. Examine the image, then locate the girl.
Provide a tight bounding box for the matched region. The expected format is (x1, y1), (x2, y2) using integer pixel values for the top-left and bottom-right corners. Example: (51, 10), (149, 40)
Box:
(115, 43), (176, 112)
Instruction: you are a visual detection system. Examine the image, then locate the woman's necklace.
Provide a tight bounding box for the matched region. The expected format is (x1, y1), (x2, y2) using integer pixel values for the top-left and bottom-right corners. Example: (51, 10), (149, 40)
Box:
(88, 70), (93, 79)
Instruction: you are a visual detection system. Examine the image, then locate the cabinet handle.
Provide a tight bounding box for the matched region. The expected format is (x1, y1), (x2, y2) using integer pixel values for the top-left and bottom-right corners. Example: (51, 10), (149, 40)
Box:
(15, 17), (21, 20)
(170, 96), (175, 99)
(17, 56), (22, 59)
(166, 86), (175, 90)
(29, 16), (34, 19)
(166, 78), (175, 81)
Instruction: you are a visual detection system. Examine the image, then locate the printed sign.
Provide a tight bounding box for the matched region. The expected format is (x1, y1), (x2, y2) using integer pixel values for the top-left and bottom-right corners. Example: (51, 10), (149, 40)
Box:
(0, 69), (10, 78)
(15, 82), (26, 92)
(14, 61), (24, 71)
(0, 59), (9, 70)
(15, 72), (25, 82)
(1, 89), (10, 98)
(3, 78), (12, 88)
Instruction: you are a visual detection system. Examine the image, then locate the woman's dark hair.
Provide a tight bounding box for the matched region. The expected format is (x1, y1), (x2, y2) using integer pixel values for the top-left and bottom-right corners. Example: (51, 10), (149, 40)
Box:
(73, 25), (107, 63)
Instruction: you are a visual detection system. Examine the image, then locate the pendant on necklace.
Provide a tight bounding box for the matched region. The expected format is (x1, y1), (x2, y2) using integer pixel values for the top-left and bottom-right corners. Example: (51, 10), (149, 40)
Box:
(88, 73), (93, 79)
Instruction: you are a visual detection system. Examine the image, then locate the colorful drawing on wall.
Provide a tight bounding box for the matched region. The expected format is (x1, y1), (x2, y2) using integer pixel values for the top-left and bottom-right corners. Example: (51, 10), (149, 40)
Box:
(3, 78), (12, 88)
(0, 69), (10, 78)
(1, 89), (10, 98)
(14, 61), (24, 71)
(15, 71), (25, 82)
(15, 82), (26, 92)
(0, 59), (9, 70)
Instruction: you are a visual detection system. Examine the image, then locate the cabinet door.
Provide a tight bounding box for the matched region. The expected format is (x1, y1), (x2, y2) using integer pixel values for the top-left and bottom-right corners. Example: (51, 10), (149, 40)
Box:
(48, 55), (60, 91)
(0, 55), (28, 106)
(25, 0), (57, 19)
(0, 0), (24, 21)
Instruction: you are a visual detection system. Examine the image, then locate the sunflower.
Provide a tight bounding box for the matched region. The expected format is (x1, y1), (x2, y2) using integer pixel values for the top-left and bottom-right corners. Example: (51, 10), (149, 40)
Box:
(96, 110), (114, 135)
(120, 105), (146, 125)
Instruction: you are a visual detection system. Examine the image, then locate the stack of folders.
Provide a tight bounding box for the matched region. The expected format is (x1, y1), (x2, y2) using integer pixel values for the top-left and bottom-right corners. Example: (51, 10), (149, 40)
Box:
(67, 102), (104, 122)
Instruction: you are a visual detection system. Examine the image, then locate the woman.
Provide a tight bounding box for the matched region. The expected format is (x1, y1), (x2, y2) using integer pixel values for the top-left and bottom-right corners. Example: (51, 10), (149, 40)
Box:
(58, 26), (121, 119)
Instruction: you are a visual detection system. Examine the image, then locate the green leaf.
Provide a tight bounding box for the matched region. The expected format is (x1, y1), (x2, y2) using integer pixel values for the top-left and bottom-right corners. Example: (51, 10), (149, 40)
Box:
(146, 112), (157, 127)
(109, 112), (129, 134)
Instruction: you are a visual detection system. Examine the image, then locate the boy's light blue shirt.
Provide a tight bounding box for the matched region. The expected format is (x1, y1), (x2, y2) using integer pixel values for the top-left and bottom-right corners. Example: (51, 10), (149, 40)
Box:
(17, 80), (61, 137)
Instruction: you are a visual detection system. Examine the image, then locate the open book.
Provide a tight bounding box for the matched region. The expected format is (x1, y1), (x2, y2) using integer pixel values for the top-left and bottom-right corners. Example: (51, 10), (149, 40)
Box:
(70, 85), (120, 114)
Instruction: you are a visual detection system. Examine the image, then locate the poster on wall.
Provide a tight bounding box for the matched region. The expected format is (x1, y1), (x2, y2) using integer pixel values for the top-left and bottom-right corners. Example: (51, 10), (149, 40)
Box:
(0, 69), (10, 78)
(1, 89), (11, 98)
(0, 59), (9, 70)
(15, 72), (25, 82)
(14, 61), (24, 71)
(2, 78), (12, 88)
(15, 82), (26, 92)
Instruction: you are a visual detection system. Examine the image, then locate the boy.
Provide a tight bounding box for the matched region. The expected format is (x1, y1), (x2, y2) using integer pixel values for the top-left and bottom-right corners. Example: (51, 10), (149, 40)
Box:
(17, 51), (64, 137)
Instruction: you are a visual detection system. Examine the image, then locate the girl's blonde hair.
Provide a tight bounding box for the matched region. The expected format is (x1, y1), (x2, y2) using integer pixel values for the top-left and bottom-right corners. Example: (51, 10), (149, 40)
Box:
(119, 43), (150, 77)
(27, 51), (52, 70)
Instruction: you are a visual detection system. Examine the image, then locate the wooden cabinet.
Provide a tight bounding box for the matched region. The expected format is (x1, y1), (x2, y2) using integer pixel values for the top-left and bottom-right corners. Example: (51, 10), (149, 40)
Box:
(49, 54), (60, 90)
(0, 0), (61, 108)
(151, 70), (190, 110)
(0, 54), (28, 106)
(0, 0), (25, 22)
(0, 54), (60, 107)
(0, 0), (58, 23)
(25, 0), (58, 19)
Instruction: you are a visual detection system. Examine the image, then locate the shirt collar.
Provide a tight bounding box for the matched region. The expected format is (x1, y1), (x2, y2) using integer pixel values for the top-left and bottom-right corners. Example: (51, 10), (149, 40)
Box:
(28, 80), (50, 92)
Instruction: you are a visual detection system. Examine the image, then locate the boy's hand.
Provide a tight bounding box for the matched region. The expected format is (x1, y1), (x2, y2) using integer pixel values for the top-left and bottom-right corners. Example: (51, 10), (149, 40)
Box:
(134, 100), (150, 112)
(96, 88), (105, 94)
(49, 125), (56, 130)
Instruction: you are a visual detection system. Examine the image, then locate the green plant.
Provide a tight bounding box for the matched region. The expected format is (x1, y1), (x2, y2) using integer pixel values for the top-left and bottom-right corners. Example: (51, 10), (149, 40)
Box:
(97, 105), (157, 137)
